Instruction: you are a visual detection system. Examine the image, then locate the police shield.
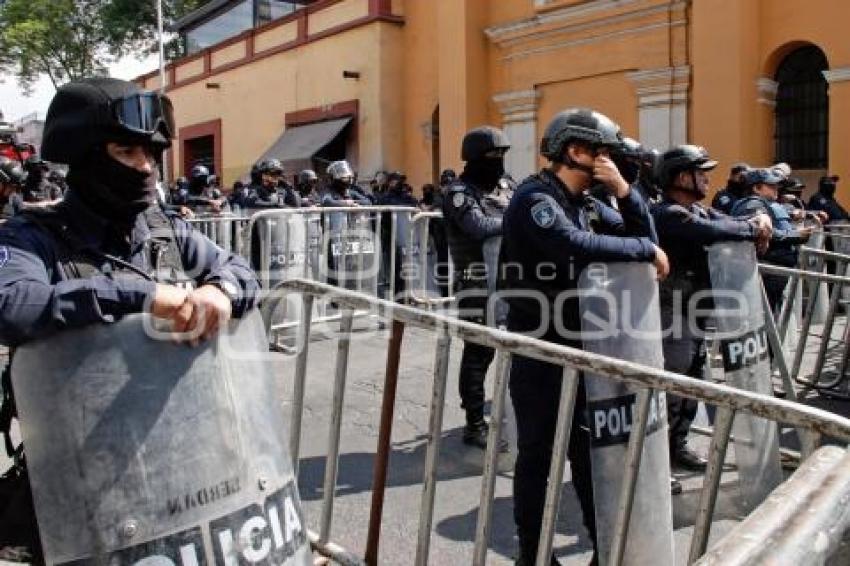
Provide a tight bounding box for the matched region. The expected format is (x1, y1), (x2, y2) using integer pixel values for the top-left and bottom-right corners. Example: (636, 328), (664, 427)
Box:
(579, 262), (674, 566)
(11, 311), (311, 566)
(483, 236), (507, 325)
(324, 210), (378, 295)
(707, 241), (782, 512)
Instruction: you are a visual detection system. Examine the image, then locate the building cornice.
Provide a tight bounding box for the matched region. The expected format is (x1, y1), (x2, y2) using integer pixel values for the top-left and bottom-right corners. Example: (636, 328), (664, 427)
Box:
(823, 68), (850, 83)
(485, 0), (687, 48)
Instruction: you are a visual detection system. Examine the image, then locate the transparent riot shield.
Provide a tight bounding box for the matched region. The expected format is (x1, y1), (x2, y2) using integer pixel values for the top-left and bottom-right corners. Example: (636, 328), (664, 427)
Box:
(579, 262), (674, 566)
(323, 210), (378, 296)
(12, 311), (311, 566)
(483, 236), (507, 326)
(707, 241), (782, 513)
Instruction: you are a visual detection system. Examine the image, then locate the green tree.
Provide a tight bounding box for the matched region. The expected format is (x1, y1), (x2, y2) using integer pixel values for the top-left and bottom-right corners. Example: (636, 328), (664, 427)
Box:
(0, 0), (206, 93)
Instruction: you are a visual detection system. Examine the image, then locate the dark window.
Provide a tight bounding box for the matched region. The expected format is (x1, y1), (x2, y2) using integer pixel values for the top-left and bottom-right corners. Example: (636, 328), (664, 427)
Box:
(185, 0), (253, 54)
(184, 135), (216, 175)
(774, 46), (829, 169)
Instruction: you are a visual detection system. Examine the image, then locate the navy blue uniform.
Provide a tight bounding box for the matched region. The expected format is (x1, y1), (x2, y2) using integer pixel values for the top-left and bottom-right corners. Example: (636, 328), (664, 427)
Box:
(244, 183), (301, 208)
(652, 198), (757, 451)
(808, 192), (849, 223)
(0, 191), (259, 346)
(443, 178), (504, 429)
(500, 169), (656, 562)
(711, 187), (741, 215)
(732, 195), (807, 310)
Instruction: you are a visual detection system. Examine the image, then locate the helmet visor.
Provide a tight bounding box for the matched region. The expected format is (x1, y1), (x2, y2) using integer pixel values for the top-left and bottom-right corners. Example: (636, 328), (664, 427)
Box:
(111, 93), (175, 139)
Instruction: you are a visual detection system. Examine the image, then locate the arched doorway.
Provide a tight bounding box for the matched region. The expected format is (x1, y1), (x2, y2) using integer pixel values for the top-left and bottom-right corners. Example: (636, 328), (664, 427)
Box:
(774, 45), (829, 169)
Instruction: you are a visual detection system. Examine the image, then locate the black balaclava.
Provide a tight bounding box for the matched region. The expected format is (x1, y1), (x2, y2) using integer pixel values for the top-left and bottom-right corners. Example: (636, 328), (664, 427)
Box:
(821, 181), (837, 198)
(68, 146), (157, 225)
(462, 157), (505, 191)
(331, 178), (349, 195)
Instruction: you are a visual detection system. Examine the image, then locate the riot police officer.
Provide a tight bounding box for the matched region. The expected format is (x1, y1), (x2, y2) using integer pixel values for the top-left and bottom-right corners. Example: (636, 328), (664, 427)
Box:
(808, 175), (849, 223)
(732, 168), (812, 311)
(711, 162), (750, 214)
(322, 160), (371, 206)
(22, 155), (62, 203)
(187, 164), (227, 212)
(442, 126), (511, 449)
(500, 108), (668, 565)
(377, 170), (417, 207)
(0, 77), (260, 559)
(295, 169), (319, 206)
(0, 157), (27, 219)
(245, 158), (300, 208)
(652, 145), (771, 471)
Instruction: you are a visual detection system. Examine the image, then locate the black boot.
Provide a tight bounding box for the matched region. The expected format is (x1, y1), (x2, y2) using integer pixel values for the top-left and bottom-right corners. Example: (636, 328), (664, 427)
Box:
(463, 419), (509, 451)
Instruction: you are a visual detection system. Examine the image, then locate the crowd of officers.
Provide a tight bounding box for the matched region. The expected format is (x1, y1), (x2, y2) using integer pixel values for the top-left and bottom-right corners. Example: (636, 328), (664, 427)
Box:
(2, 77), (850, 566)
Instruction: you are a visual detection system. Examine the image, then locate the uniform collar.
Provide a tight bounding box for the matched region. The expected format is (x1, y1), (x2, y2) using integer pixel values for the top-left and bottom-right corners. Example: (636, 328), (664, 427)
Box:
(540, 169), (585, 205)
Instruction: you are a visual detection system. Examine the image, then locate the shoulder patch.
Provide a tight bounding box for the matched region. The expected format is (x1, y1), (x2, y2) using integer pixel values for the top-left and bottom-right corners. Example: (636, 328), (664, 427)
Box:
(452, 192), (466, 208)
(0, 246), (8, 269)
(718, 195), (730, 204)
(531, 200), (557, 228)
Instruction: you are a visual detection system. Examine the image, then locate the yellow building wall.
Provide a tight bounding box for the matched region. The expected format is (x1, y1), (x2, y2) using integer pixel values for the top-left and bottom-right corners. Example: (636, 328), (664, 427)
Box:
(309, 0), (369, 35)
(166, 24), (394, 186)
(693, 0), (850, 203)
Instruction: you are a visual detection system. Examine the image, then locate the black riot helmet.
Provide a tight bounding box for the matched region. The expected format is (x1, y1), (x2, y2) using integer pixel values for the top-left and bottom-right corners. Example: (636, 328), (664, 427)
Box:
(190, 164), (210, 182)
(41, 78), (174, 165)
(0, 157), (27, 186)
(257, 158), (285, 176)
(297, 169), (318, 185)
(540, 108), (623, 163)
(461, 126), (511, 162)
(657, 145), (718, 190)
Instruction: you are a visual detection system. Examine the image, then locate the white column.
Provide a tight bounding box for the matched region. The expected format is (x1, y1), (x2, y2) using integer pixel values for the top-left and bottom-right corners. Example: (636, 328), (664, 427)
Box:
(493, 89), (541, 181)
(626, 66), (690, 150)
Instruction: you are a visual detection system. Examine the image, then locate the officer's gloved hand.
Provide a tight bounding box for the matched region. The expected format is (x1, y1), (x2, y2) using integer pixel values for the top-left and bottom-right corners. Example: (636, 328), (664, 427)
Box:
(150, 284), (232, 346)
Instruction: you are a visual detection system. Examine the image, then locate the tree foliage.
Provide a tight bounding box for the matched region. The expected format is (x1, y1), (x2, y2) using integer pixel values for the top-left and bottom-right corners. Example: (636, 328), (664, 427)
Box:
(0, 0), (206, 92)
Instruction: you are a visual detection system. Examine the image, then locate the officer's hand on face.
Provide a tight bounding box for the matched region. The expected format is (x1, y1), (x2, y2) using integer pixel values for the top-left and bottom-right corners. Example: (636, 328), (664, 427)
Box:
(651, 244), (670, 281)
(592, 153), (630, 199)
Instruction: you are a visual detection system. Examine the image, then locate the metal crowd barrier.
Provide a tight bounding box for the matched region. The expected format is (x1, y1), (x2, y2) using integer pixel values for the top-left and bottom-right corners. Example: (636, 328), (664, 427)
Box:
(243, 206), (446, 347)
(185, 213), (252, 258)
(761, 254), (850, 397)
(274, 278), (850, 566)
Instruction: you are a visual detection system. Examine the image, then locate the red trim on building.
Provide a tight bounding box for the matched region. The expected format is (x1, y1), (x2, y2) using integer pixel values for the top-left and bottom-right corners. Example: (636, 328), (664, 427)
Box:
(178, 119), (222, 178)
(136, 13), (403, 90)
(369, 0), (392, 16)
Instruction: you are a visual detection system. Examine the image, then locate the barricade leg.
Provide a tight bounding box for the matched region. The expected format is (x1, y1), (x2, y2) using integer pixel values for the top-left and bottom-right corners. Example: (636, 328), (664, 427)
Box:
(472, 349), (512, 566)
(687, 407), (735, 564)
(414, 328), (452, 566)
(320, 310), (354, 543)
(608, 388), (654, 566)
(365, 320), (404, 566)
(790, 261), (831, 381)
(291, 294), (315, 475)
(806, 259), (846, 385)
(534, 367), (580, 566)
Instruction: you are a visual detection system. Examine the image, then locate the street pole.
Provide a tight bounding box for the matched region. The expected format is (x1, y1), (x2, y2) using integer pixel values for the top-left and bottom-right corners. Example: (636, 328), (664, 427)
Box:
(157, 0), (170, 184)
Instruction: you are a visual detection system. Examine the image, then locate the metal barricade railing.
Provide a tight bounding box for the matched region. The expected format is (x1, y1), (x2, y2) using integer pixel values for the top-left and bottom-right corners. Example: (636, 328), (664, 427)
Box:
(185, 213), (252, 258)
(274, 278), (850, 566)
(760, 256), (850, 396)
(245, 206), (425, 345)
